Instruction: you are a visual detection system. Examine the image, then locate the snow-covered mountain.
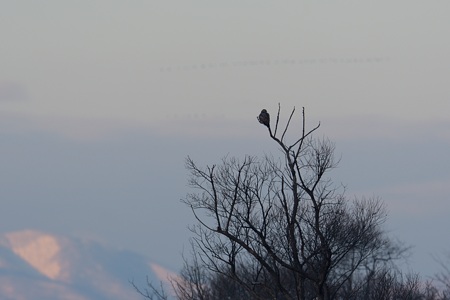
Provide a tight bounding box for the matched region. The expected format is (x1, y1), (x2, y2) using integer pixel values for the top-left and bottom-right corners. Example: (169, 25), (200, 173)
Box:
(0, 229), (173, 300)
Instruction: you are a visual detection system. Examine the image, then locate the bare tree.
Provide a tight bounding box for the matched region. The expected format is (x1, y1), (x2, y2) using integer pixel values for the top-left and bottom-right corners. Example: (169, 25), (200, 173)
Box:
(181, 106), (397, 300)
(132, 279), (170, 300)
(434, 252), (450, 299)
(136, 106), (445, 300)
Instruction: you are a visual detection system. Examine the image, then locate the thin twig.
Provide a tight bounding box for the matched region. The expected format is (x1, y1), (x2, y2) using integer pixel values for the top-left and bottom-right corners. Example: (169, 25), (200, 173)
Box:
(281, 107), (296, 143)
(274, 103), (281, 136)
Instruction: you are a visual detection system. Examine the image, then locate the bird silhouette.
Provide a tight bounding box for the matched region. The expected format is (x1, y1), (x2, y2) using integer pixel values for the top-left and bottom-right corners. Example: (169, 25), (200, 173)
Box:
(257, 109), (270, 127)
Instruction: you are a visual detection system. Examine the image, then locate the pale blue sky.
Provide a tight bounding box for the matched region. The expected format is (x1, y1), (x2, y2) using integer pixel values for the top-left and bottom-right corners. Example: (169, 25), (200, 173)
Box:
(1, 1), (450, 277)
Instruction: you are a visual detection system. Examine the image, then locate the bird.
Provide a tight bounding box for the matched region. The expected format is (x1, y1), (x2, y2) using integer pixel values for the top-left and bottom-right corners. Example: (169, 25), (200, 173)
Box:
(257, 109), (270, 127)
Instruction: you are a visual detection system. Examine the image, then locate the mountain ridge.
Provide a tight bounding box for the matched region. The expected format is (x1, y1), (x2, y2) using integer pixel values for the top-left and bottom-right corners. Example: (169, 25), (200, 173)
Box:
(0, 229), (171, 300)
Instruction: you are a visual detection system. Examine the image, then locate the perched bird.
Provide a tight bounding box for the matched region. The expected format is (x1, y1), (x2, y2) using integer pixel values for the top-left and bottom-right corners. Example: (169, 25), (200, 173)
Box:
(257, 109), (270, 127)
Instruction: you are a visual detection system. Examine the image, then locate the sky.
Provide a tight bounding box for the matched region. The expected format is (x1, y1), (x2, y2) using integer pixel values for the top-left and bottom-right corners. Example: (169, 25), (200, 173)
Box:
(1, 0), (450, 279)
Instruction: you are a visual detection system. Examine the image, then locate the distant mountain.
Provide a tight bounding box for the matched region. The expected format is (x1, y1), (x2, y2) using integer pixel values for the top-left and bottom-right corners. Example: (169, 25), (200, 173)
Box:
(0, 229), (173, 300)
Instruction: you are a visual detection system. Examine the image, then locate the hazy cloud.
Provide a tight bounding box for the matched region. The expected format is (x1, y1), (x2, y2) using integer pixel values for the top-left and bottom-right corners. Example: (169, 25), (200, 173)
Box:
(159, 56), (390, 72)
(374, 179), (450, 216)
(0, 82), (28, 102)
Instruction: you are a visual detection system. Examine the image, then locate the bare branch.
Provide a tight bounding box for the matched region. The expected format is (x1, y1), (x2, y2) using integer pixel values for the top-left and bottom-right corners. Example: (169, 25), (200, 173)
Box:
(273, 103), (281, 137)
(281, 106), (296, 143)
